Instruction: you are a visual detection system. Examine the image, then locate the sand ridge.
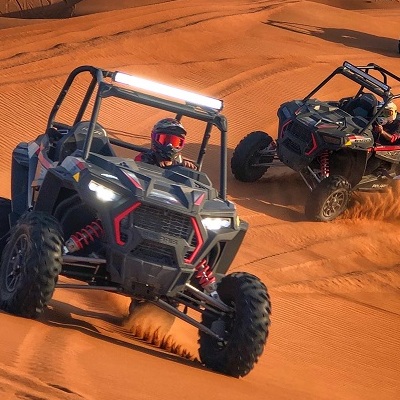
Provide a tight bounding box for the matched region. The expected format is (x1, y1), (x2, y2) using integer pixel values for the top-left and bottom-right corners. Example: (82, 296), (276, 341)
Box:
(0, 1), (399, 399)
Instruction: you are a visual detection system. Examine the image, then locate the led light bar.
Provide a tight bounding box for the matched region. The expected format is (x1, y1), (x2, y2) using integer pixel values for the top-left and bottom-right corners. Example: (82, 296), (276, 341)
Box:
(113, 72), (223, 111)
(343, 61), (389, 92)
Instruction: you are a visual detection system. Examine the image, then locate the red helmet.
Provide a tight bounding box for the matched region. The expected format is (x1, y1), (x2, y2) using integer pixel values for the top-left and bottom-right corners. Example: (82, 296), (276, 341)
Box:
(151, 118), (186, 161)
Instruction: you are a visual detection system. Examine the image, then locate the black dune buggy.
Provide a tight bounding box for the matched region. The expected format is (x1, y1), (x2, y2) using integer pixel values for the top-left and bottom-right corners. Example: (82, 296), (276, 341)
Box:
(231, 61), (400, 221)
(0, 66), (271, 377)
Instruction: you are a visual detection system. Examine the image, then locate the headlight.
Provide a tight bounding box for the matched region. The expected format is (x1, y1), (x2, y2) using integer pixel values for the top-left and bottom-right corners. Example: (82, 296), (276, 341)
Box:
(89, 180), (121, 202)
(201, 217), (232, 231)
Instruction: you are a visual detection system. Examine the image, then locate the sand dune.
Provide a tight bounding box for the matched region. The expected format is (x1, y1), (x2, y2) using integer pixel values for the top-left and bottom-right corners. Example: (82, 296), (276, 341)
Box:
(0, 0), (399, 399)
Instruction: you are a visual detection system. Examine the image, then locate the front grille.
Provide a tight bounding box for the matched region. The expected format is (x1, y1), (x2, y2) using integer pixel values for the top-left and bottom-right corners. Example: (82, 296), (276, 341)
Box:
(285, 138), (302, 154)
(289, 121), (313, 142)
(119, 203), (199, 267)
(282, 121), (314, 155)
(133, 204), (193, 240)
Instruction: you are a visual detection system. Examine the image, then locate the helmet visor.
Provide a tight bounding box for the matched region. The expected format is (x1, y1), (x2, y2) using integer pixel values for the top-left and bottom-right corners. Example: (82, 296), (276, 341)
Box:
(154, 133), (185, 149)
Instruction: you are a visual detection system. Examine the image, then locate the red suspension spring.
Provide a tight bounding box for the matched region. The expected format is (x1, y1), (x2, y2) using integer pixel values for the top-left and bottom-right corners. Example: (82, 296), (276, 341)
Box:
(195, 259), (216, 290)
(65, 219), (104, 253)
(319, 150), (330, 178)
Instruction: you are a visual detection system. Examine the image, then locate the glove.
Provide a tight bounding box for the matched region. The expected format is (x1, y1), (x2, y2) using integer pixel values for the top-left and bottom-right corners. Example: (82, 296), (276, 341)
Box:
(158, 160), (173, 168)
(373, 124), (383, 134)
(182, 159), (198, 170)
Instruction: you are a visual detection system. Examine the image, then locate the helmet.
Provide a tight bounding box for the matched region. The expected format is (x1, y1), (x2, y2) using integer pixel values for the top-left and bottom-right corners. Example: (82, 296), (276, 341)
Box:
(377, 101), (397, 125)
(151, 118), (186, 161)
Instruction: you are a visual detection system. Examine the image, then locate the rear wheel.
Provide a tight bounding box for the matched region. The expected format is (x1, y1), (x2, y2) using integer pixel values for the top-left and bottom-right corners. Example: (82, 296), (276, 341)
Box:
(198, 272), (271, 377)
(0, 211), (63, 318)
(231, 131), (275, 182)
(305, 175), (351, 222)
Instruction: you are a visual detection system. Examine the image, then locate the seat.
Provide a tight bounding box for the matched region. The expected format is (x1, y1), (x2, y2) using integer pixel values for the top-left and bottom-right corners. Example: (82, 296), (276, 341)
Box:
(53, 121), (115, 163)
(343, 93), (378, 120)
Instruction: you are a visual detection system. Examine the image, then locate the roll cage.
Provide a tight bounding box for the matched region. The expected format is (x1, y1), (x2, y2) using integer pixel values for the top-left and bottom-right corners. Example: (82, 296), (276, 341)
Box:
(303, 61), (400, 136)
(46, 65), (229, 199)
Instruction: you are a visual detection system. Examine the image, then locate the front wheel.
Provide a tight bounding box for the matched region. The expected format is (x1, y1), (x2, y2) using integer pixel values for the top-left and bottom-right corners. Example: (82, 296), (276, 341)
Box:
(0, 211), (63, 318)
(231, 131), (275, 182)
(305, 175), (351, 222)
(198, 272), (271, 377)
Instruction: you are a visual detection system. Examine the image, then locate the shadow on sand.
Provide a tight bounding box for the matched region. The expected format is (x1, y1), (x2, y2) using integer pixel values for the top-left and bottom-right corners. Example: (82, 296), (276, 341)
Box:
(265, 20), (400, 58)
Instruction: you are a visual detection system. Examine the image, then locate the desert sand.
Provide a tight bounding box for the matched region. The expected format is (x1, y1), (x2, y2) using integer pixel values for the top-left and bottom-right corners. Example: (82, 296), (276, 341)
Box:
(0, 0), (399, 399)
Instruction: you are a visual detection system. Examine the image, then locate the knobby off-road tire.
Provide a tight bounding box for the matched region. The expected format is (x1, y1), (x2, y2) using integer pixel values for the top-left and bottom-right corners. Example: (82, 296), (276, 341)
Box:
(305, 175), (351, 222)
(199, 272), (271, 377)
(0, 211), (63, 318)
(0, 198), (11, 257)
(231, 131), (274, 182)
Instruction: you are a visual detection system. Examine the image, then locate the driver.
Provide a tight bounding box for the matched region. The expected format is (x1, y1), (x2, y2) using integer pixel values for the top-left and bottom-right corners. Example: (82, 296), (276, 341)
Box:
(135, 118), (198, 169)
(373, 101), (400, 144)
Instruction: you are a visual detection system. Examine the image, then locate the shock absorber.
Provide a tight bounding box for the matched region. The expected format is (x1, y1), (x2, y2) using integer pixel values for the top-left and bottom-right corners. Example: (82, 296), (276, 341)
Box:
(64, 219), (104, 254)
(319, 150), (330, 178)
(195, 259), (218, 296)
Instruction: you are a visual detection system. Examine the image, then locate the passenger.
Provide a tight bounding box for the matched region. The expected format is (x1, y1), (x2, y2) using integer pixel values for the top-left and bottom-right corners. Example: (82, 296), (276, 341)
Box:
(373, 101), (400, 144)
